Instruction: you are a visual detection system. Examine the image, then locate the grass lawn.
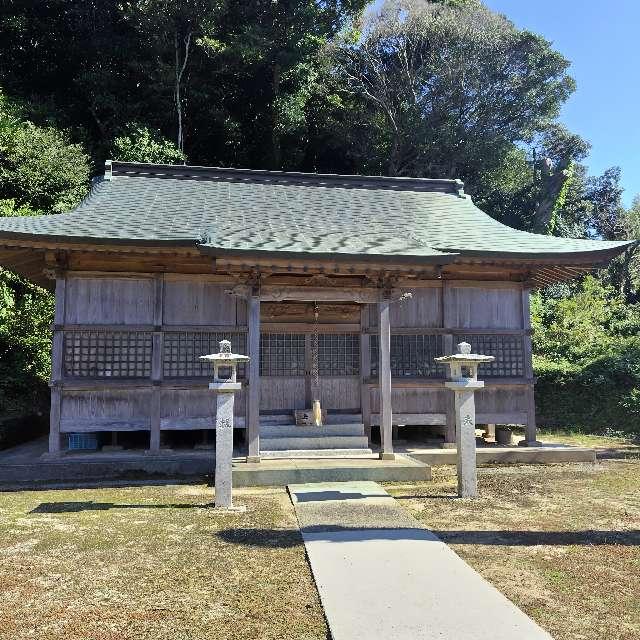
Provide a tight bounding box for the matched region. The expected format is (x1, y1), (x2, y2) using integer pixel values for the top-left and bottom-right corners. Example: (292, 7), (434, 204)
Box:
(535, 428), (640, 454)
(1, 455), (638, 640)
(387, 459), (640, 640)
(0, 484), (327, 640)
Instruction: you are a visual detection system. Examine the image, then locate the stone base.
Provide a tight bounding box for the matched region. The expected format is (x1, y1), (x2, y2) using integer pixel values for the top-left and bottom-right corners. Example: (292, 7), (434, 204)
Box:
(246, 455), (261, 464)
(40, 451), (62, 460)
(101, 445), (124, 452)
(518, 440), (544, 447)
(213, 504), (247, 513)
(441, 442), (457, 450)
(379, 452), (395, 461)
(144, 448), (174, 456)
(194, 443), (215, 450)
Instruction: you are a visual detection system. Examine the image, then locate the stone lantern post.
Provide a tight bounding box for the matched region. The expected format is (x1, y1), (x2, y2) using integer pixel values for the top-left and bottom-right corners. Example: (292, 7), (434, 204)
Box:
(200, 340), (250, 511)
(435, 342), (495, 498)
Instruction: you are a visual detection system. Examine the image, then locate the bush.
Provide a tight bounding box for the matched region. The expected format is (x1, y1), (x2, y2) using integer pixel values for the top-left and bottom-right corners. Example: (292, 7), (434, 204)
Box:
(535, 338), (640, 436)
(0, 414), (48, 450)
(111, 124), (186, 164)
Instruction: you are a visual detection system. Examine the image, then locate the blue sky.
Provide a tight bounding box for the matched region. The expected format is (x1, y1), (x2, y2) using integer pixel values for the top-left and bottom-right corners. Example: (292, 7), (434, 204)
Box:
(370, 0), (639, 205)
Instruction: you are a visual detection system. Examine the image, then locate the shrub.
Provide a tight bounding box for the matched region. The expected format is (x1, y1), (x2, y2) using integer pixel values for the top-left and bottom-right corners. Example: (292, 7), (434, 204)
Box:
(535, 338), (640, 436)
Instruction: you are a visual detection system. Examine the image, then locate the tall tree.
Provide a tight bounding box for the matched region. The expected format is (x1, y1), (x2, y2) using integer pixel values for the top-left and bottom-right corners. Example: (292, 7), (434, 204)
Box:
(0, 93), (90, 416)
(119, 0), (223, 154)
(201, 0), (369, 169)
(332, 0), (575, 186)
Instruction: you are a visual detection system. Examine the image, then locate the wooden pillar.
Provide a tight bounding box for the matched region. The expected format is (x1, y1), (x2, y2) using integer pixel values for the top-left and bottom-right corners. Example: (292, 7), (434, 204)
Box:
(519, 287), (540, 446)
(48, 274), (66, 456)
(378, 299), (394, 460)
(360, 305), (372, 440)
(149, 274), (164, 453)
(442, 301), (456, 449)
(483, 423), (496, 442)
(247, 293), (261, 462)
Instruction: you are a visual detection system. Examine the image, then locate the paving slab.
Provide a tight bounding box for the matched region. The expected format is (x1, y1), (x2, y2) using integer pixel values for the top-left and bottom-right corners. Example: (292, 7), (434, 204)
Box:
(289, 481), (552, 640)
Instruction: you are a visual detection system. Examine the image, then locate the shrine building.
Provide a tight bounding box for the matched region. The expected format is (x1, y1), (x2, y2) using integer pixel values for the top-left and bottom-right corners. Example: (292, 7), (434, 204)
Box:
(0, 161), (631, 461)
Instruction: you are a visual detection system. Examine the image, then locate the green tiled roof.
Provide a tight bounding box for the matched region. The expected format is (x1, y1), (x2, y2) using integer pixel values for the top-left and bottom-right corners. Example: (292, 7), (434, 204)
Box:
(0, 161), (633, 262)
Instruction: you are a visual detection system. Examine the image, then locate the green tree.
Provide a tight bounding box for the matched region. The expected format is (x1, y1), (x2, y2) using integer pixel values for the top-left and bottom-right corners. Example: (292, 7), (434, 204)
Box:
(332, 0), (574, 184)
(0, 92), (90, 212)
(197, 0), (369, 169)
(111, 124), (186, 164)
(0, 95), (90, 418)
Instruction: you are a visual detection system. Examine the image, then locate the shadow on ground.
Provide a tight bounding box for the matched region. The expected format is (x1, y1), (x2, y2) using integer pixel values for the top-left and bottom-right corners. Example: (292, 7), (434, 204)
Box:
(433, 529), (640, 546)
(215, 526), (640, 547)
(30, 500), (212, 513)
(216, 527), (304, 548)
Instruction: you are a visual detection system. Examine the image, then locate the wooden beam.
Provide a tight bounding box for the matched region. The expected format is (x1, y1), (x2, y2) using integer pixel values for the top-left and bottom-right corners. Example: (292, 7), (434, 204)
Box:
(364, 327), (529, 336)
(476, 412), (528, 425)
(370, 413), (447, 426)
(360, 305), (372, 440)
(228, 284), (407, 304)
(48, 274), (67, 455)
(521, 288), (538, 444)
(247, 293), (261, 461)
(150, 274), (165, 453)
(364, 378), (533, 388)
(378, 299), (394, 459)
(262, 322), (360, 334)
(48, 388), (62, 454)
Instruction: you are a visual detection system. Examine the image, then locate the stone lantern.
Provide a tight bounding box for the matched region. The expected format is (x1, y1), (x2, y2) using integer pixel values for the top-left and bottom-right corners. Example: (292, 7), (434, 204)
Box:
(435, 342), (495, 498)
(200, 340), (250, 511)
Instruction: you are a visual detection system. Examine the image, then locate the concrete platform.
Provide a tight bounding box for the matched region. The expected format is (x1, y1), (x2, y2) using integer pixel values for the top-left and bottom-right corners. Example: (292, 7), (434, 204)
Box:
(403, 443), (596, 465)
(0, 435), (598, 490)
(233, 455), (431, 487)
(289, 481), (552, 640)
(0, 438), (430, 489)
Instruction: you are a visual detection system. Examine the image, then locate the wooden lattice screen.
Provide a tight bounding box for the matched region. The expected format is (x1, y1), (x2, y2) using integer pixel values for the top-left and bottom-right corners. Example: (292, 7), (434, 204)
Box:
(63, 330), (153, 378)
(318, 334), (360, 376)
(370, 334), (444, 378)
(260, 333), (306, 376)
(454, 334), (525, 377)
(163, 332), (247, 378)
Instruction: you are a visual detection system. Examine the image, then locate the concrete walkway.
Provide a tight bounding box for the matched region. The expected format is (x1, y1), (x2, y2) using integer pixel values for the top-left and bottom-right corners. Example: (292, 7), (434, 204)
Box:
(288, 481), (553, 640)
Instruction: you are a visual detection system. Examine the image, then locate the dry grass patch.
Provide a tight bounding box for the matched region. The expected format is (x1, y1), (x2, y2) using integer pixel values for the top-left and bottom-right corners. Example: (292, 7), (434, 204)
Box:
(536, 429), (640, 454)
(0, 484), (326, 640)
(387, 460), (640, 640)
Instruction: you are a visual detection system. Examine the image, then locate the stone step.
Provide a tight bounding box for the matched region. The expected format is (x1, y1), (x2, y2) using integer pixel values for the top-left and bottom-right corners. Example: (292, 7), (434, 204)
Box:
(260, 414), (362, 426)
(260, 449), (374, 459)
(260, 423), (365, 438)
(260, 436), (370, 451)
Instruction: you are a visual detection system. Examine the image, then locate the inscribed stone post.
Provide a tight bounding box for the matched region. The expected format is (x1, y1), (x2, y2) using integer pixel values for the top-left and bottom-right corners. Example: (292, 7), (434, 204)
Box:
(435, 342), (495, 498)
(200, 340), (250, 511)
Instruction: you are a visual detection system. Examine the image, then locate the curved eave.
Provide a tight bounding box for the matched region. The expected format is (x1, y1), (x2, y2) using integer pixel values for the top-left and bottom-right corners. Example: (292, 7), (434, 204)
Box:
(435, 241), (636, 263)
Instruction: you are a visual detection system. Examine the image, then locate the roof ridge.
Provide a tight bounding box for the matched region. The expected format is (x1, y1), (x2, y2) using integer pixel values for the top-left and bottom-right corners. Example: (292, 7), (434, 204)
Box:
(107, 160), (465, 195)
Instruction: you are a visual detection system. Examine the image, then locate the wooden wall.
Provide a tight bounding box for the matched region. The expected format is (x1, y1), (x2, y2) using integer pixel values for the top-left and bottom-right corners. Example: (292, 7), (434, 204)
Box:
(365, 282), (533, 434)
(52, 273), (534, 449)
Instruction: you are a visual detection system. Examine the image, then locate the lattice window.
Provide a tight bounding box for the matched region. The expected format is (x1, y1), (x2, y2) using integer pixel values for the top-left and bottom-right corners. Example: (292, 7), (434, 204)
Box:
(63, 331), (152, 378)
(370, 334), (444, 378)
(454, 334), (524, 377)
(163, 332), (247, 378)
(260, 333), (305, 376)
(318, 334), (360, 376)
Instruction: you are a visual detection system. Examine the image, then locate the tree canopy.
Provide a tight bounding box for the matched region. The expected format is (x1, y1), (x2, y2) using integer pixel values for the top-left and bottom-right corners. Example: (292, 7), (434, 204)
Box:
(0, 0), (637, 433)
